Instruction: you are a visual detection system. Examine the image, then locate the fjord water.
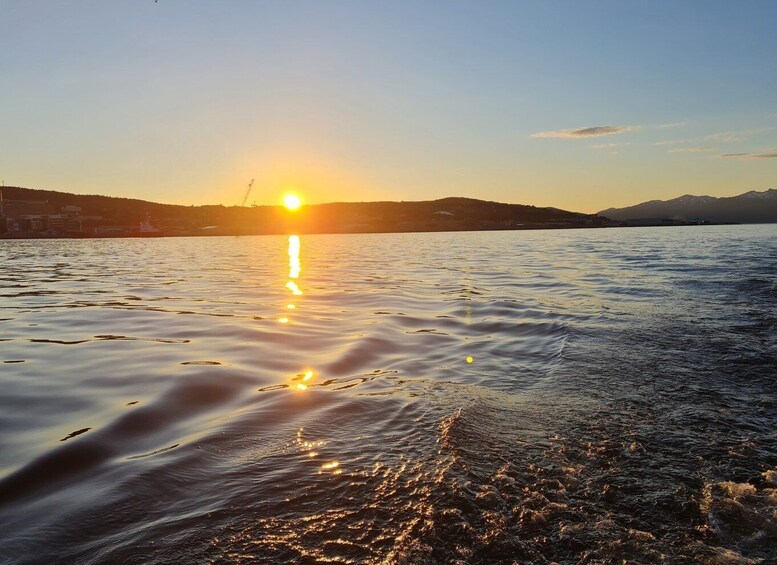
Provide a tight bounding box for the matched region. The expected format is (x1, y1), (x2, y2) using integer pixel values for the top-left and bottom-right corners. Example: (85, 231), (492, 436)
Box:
(1, 225), (775, 564)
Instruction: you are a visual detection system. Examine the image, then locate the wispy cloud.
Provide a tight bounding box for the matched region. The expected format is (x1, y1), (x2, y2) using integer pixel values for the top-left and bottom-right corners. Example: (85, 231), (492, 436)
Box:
(705, 132), (744, 143)
(592, 143), (618, 149)
(718, 152), (777, 159)
(658, 121), (687, 128)
(532, 125), (637, 139)
(659, 127), (772, 149)
(669, 146), (715, 153)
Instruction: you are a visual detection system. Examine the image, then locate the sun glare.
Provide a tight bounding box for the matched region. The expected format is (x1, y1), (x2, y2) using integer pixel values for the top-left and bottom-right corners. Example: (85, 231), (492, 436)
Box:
(284, 193), (302, 211)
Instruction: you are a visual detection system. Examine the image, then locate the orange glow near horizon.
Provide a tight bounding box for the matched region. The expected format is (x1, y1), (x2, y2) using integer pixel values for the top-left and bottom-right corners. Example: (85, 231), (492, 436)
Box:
(283, 193), (302, 211)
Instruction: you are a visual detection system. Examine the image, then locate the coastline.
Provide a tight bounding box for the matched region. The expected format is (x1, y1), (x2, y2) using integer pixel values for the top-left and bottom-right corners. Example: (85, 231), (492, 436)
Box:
(0, 221), (745, 240)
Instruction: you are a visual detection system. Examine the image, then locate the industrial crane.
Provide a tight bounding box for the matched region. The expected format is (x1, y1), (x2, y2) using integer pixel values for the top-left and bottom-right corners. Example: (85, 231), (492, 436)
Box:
(239, 179), (254, 207)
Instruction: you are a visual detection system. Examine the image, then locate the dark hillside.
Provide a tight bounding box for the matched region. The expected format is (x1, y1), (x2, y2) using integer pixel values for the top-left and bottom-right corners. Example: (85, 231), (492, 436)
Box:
(0, 185), (605, 237)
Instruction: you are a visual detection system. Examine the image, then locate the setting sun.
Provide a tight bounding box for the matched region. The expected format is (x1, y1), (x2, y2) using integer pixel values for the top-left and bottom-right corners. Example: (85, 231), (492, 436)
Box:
(283, 193), (302, 211)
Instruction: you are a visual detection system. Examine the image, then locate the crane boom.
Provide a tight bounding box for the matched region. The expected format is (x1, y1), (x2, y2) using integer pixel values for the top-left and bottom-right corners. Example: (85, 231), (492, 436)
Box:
(240, 179), (254, 207)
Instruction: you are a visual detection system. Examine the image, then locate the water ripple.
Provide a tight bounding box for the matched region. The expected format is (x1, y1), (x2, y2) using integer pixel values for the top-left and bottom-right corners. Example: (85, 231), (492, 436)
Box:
(0, 226), (775, 563)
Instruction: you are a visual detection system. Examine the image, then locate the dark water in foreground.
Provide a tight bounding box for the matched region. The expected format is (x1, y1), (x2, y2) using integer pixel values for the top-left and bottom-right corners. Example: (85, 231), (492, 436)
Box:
(0, 225), (776, 564)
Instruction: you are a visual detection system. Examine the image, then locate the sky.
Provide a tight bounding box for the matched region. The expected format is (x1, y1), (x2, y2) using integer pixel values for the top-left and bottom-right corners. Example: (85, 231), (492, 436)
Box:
(1, 1), (775, 213)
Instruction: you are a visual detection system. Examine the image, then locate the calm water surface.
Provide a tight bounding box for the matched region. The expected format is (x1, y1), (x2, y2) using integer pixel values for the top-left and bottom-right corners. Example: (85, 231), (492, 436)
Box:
(1, 226), (776, 564)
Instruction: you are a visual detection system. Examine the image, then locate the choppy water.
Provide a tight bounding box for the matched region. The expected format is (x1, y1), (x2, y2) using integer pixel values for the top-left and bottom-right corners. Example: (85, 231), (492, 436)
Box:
(1, 225), (776, 564)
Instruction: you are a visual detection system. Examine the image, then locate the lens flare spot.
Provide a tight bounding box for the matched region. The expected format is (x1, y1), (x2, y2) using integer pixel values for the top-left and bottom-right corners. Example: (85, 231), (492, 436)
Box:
(296, 383), (308, 391)
(466, 356), (474, 364)
(287, 304), (296, 309)
(278, 317), (289, 324)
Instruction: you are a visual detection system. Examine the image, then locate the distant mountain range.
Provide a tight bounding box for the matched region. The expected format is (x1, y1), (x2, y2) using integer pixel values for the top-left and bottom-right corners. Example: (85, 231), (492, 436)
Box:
(599, 189), (777, 223)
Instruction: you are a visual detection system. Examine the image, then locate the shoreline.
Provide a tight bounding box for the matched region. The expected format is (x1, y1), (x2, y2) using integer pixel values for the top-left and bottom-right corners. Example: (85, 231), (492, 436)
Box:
(0, 221), (748, 241)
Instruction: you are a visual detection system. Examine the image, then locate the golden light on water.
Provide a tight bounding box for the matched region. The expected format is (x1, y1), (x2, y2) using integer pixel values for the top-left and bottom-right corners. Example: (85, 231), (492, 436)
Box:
(283, 237), (316, 395)
(292, 369), (316, 392)
(285, 281), (303, 295)
(288, 235), (301, 279)
(280, 236), (300, 328)
(283, 193), (302, 211)
(294, 428), (336, 473)
(320, 461), (342, 474)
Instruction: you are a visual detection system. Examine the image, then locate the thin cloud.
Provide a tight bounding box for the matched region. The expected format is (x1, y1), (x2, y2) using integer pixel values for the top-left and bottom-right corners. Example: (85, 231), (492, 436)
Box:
(658, 121), (687, 128)
(705, 132), (744, 143)
(532, 125), (636, 139)
(660, 127), (772, 148)
(718, 152), (777, 159)
(592, 143), (618, 149)
(669, 147), (715, 153)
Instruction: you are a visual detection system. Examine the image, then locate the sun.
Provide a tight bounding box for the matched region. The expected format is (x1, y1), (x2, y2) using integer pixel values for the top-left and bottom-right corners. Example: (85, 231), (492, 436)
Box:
(283, 193), (302, 211)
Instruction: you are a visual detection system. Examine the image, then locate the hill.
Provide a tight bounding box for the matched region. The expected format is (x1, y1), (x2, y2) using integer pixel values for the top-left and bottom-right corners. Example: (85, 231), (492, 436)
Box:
(0, 186), (605, 237)
(598, 189), (777, 224)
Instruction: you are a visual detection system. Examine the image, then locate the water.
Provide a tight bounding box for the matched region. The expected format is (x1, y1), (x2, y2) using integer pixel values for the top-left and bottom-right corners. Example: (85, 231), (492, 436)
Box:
(1, 225), (775, 564)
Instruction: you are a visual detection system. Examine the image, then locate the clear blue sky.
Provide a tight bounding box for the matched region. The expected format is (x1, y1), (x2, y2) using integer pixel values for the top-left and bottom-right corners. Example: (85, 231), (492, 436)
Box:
(1, 0), (775, 212)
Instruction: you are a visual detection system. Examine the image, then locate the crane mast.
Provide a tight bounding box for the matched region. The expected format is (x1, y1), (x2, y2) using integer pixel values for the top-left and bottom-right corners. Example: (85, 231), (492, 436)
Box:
(240, 179), (254, 207)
